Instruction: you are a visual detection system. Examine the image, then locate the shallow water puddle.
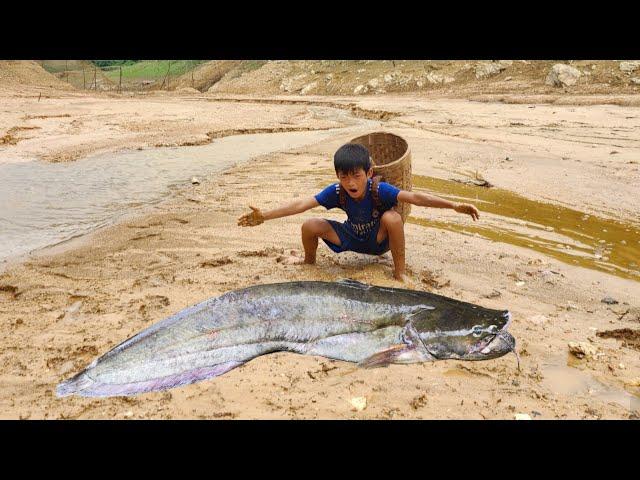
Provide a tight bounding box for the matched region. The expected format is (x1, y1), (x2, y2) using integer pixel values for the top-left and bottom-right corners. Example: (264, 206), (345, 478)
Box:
(0, 124), (377, 264)
(540, 356), (640, 413)
(409, 175), (640, 281)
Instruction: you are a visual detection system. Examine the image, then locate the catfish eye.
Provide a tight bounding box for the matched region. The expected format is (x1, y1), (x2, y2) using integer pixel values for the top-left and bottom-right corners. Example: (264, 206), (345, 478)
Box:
(471, 325), (483, 337)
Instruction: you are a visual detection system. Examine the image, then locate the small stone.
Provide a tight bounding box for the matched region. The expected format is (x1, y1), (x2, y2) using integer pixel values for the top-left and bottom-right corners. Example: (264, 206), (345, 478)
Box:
(545, 64), (582, 87)
(620, 61), (640, 74)
(65, 301), (83, 316)
(123, 410), (133, 419)
(353, 84), (368, 95)
(475, 62), (506, 79)
(515, 281), (525, 287)
(300, 81), (318, 95)
(566, 302), (578, 311)
(514, 413), (532, 420)
(350, 397), (367, 411)
(601, 296), (618, 305)
(505, 76), (512, 81)
(367, 78), (380, 89)
(528, 314), (548, 325)
(568, 341), (598, 360)
(191, 177), (200, 185)
(619, 363), (626, 369)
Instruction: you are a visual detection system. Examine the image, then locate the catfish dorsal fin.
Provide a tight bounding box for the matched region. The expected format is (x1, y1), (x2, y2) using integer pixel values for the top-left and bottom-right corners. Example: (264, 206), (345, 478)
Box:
(336, 278), (370, 289)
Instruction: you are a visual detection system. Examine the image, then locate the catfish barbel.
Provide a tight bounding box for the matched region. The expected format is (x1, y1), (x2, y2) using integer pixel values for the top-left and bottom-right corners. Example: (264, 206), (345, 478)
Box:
(57, 280), (517, 397)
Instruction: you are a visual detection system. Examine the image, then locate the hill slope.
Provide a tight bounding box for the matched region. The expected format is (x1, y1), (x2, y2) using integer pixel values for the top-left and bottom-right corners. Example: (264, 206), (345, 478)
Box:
(203, 60), (640, 97)
(0, 61), (75, 91)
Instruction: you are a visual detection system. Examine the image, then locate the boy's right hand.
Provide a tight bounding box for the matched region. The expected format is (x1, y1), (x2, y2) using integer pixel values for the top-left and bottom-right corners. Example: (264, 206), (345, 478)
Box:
(237, 205), (265, 226)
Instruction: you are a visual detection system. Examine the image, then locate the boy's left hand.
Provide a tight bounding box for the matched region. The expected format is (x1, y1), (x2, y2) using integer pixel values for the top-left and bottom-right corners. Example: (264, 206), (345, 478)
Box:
(454, 203), (480, 221)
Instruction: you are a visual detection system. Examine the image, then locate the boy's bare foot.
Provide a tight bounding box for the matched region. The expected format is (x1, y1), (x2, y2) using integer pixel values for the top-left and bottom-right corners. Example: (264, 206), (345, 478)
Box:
(394, 272), (417, 288)
(277, 250), (314, 265)
(394, 271), (407, 282)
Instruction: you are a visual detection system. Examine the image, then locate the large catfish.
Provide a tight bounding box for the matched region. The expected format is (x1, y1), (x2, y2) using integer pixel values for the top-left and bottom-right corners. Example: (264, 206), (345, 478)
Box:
(57, 280), (517, 397)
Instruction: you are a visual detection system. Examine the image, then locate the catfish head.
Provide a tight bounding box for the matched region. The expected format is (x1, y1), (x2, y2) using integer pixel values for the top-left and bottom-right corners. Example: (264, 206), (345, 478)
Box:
(413, 310), (519, 367)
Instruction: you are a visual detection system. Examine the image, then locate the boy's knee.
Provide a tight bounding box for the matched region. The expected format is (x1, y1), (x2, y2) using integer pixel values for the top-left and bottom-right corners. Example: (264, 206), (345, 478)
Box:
(381, 210), (403, 227)
(302, 218), (327, 235)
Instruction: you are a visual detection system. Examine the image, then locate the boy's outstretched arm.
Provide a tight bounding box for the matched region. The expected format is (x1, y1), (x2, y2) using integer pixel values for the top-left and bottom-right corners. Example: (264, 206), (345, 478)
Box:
(237, 197), (320, 226)
(397, 191), (480, 221)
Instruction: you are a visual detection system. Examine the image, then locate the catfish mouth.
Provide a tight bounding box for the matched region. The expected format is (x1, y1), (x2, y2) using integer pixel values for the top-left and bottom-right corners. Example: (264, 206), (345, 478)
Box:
(466, 312), (516, 360)
(480, 330), (516, 356)
(467, 330), (520, 369)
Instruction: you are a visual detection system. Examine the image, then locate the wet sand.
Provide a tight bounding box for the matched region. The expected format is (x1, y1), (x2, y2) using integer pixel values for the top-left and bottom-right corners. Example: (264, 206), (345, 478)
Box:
(1, 90), (639, 419)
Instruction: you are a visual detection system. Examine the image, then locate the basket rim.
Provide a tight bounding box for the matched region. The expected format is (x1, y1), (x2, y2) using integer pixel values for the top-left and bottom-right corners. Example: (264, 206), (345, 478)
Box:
(349, 131), (410, 169)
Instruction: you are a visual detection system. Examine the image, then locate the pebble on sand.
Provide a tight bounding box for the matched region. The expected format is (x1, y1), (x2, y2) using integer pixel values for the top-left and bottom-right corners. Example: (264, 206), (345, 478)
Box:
(528, 314), (548, 325)
(514, 413), (532, 420)
(568, 341), (598, 359)
(601, 296), (619, 305)
(350, 397), (367, 411)
(191, 177), (200, 185)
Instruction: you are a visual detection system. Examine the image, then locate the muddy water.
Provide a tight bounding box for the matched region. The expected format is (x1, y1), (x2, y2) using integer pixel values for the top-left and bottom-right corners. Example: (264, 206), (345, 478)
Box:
(541, 355), (640, 414)
(0, 126), (376, 265)
(409, 175), (640, 282)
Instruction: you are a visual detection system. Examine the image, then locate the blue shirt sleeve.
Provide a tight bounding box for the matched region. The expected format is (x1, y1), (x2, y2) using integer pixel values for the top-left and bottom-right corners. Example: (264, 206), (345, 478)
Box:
(315, 183), (340, 210)
(378, 182), (400, 208)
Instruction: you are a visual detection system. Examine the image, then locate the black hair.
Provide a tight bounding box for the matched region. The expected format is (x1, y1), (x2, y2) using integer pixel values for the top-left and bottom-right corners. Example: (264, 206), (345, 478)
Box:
(333, 143), (372, 174)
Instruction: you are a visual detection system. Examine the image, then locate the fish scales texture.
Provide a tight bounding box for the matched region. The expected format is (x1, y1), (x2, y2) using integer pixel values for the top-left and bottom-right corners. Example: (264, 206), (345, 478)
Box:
(57, 281), (515, 397)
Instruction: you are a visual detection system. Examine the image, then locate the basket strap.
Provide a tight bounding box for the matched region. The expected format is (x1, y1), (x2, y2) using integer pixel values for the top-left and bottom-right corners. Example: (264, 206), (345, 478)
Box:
(371, 176), (383, 210)
(338, 184), (347, 211)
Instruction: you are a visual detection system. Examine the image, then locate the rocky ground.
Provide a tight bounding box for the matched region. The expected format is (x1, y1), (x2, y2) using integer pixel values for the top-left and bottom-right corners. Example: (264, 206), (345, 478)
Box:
(203, 60), (640, 98)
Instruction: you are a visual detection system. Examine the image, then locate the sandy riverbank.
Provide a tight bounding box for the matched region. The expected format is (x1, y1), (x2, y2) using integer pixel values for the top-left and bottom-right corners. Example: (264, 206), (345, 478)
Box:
(1, 88), (639, 419)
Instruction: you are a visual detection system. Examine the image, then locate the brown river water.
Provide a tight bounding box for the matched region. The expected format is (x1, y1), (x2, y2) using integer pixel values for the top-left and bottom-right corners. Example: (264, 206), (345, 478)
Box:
(409, 174), (640, 282)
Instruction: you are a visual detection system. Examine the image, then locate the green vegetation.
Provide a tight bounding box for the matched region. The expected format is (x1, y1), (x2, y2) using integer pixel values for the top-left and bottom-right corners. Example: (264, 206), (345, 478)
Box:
(93, 60), (139, 68)
(100, 60), (206, 82)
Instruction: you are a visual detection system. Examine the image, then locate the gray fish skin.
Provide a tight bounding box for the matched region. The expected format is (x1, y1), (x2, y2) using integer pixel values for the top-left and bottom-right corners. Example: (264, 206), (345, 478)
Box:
(56, 280), (515, 398)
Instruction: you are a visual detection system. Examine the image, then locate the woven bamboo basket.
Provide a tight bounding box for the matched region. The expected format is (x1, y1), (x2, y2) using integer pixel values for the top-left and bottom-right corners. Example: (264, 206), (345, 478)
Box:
(350, 132), (412, 221)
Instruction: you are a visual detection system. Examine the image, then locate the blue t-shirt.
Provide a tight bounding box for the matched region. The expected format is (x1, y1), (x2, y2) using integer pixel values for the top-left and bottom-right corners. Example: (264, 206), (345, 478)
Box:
(314, 179), (400, 240)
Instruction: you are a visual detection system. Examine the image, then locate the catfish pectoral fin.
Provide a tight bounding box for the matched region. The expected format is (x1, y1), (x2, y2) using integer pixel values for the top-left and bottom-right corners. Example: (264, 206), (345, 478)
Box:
(358, 344), (433, 369)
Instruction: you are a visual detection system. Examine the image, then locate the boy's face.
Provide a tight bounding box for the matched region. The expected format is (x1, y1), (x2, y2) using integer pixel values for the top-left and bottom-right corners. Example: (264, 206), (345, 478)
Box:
(336, 167), (373, 200)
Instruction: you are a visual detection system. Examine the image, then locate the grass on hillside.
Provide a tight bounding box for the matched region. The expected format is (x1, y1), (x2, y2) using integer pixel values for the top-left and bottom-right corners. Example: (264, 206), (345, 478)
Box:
(101, 61), (206, 82)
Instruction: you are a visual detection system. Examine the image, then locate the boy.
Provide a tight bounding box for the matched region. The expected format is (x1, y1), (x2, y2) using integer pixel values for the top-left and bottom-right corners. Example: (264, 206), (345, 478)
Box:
(237, 143), (480, 281)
